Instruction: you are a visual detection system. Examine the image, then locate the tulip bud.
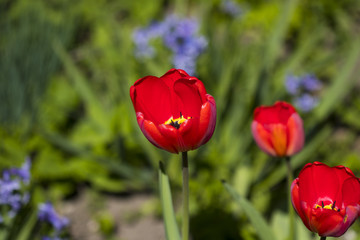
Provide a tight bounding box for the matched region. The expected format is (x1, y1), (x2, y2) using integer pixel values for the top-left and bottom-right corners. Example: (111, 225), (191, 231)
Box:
(251, 101), (304, 157)
(130, 69), (216, 154)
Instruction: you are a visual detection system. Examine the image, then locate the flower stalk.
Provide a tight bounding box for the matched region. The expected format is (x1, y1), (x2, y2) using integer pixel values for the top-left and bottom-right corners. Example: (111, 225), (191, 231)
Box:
(285, 156), (296, 240)
(320, 237), (326, 240)
(182, 151), (189, 240)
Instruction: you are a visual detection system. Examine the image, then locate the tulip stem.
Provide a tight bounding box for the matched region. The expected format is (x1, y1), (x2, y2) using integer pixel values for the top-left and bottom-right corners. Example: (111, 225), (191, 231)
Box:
(285, 156), (296, 240)
(320, 237), (326, 240)
(182, 151), (189, 240)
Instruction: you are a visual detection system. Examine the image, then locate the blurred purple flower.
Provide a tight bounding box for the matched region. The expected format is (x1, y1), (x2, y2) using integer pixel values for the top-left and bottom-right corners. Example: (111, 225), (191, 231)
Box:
(301, 74), (322, 91)
(0, 159), (31, 221)
(133, 14), (207, 75)
(38, 202), (69, 231)
(42, 237), (63, 240)
(173, 54), (197, 76)
(294, 94), (319, 112)
(9, 157), (31, 184)
(221, 0), (242, 17)
(285, 75), (301, 95)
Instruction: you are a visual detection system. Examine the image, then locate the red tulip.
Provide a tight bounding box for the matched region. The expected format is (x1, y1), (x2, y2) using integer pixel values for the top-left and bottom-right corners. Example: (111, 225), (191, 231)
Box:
(291, 162), (360, 237)
(130, 69), (216, 154)
(251, 101), (304, 157)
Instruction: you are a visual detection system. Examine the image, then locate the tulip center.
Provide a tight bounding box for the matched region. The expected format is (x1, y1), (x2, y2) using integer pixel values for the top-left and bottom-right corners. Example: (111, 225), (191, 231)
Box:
(315, 201), (339, 212)
(164, 113), (191, 129)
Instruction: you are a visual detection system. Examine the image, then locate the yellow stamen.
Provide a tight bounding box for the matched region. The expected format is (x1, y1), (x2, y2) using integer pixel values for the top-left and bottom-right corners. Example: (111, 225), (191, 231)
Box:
(164, 115), (191, 129)
(315, 202), (339, 212)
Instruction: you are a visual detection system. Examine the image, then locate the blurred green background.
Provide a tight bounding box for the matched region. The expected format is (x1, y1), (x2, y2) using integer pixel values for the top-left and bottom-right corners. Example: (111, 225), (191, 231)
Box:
(1, 0), (360, 239)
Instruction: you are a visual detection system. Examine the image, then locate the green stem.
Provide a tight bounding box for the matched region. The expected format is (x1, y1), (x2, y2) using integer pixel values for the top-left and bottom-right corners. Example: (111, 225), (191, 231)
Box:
(320, 237), (326, 240)
(182, 152), (189, 240)
(175, 0), (188, 16)
(285, 156), (296, 240)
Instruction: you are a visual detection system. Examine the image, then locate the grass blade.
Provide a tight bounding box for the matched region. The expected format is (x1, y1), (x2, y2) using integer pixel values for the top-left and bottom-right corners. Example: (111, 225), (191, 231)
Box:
(159, 162), (181, 240)
(223, 181), (278, 240)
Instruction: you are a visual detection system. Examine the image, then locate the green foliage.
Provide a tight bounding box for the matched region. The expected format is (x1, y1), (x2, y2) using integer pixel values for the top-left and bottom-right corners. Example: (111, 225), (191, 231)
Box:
(1, 0), (360, 239)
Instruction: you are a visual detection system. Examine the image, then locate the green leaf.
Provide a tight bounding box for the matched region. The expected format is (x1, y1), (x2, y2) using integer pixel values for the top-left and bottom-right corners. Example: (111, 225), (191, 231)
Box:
(159, 162), (181, 240)
(223, 181), (278, 240)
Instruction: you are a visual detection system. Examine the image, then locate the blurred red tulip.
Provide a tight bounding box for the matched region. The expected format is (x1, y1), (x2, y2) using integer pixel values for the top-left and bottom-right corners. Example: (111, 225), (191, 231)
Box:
(130, 69), (216, 153)
(251, 101), (304, 157)
(291, 162), (360, 237)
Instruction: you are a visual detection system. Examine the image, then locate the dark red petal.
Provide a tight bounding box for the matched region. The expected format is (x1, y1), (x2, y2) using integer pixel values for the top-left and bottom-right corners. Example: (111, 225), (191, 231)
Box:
(254, 101), (297, 125)
(136, 113), (178, 153)
(179, 95), (213, 150)
(191, 77), (208, 103)
(160, 69), (190, 88)
(132, 76), (172, 124)
(310, 209), (343, 236)
(157, 124), (184, 152)
(332, 205), (360, 237)
(291, 178), (311, 230)
(198, 94), (217, 146)
(342, 177), (360, 206)
(299, 162), (341, 207)
(173, 79), (202, 119)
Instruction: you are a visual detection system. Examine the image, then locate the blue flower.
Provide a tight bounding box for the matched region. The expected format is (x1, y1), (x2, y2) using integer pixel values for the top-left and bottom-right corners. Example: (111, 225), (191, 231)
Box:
(0, 158), (31, 221)
(9, 157), (31, 184)
(133, 14), (207, 75)
(301, 74), (322, 91)
(38, 202), (69, 231)
(285, 75), (301, 95)
(221, 0), (242, 17)
(294, 94), (319, 112)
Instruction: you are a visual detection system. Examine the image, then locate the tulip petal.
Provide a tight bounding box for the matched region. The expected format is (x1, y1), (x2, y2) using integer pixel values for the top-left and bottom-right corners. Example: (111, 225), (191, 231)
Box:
(131, 76), (172, 124)
(291, 178), (311, 230)
(179, 94), (216, 150)
(342, 177), (360, 206)
(173, 79), (202, 119)
(298, 162), (341, 207)
(268, 123), (287, 156)
(251, 121), (277, 156)
(286, 113), (305, 156)
(253, 101), (296, 125)
(310, 209), (343, 236)
(136, 112), (178, 153)
(199, 94), (217, 145)
(161, 68), (190, 88)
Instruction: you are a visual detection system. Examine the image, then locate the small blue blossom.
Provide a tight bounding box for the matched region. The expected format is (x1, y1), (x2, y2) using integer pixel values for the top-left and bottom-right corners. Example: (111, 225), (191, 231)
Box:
(301, 74), (322, 91)
(133, 14), (207, 75)
(173, 54), (197, 76)
(221, 0), (242, 17)
(42, 237), (63, 240)
(9, 157), (31, 184)
(0, 159), (30, 217)
(285, 75), (301, 95)
(285, 73), (323, 112)
(294, 94), (319, 112)
(38, 202), (69, 231)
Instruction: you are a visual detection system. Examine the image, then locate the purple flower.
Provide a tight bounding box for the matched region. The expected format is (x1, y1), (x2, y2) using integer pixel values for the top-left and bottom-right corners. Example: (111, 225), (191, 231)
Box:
(294, 94), (319, 112)
(301, 74), (322, 91)
(0, 173), (21, 207)
(42, 236), (63, 240)
(173, 54), (197, 76)
(221, 0), (242, 17)
(285, 75), (301, 95)
(132, 14), (207, 75)
(9, 157), (31, 184)
(38, 202), (69, 231)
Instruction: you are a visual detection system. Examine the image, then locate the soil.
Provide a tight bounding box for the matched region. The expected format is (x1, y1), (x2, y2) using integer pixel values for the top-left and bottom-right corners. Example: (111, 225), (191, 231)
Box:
(61, 190), (165, 240)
